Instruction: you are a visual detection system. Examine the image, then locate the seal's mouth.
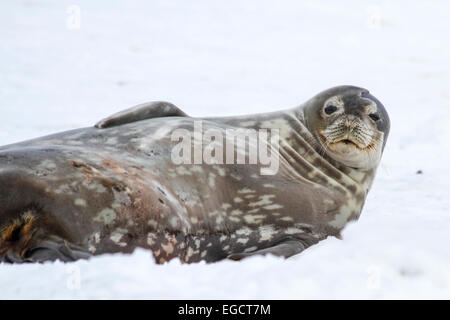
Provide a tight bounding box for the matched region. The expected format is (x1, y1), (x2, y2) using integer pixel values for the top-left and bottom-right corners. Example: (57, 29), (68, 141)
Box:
(333, 138), (362, 148)
(341, 139), (355, 145)
(319, 115), (377, 152)
(324, 136), (364, 150)
(315, 114), (384, 169)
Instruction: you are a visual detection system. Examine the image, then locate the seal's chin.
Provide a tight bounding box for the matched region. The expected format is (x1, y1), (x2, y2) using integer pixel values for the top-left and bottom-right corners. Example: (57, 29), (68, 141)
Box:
(320, 137), (381, 170)
(328, 139), (363, 156)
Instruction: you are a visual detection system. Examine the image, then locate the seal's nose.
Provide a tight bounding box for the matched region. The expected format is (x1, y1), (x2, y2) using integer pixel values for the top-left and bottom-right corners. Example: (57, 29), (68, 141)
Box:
(342, 115), (360, 129)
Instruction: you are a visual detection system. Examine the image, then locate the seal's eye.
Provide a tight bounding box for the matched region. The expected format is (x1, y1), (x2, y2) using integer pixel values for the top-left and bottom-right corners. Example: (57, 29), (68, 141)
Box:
(369, 113), (380, 121)
(324, 105), (337, 115)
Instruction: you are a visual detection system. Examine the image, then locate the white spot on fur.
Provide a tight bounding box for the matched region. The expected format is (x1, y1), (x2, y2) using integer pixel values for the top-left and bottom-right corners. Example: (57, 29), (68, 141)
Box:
(213, 165), (226, 176)
(229, 216), (241, 222)
(285, 227), (304, 235)
(230, 173), (242, 181)
(249, 194), (276, 207)
(110, 228), (128, 247)
(105, 137), (118, 145)
(148, 220), (158, 228)
(169, 216), (179, 228)
(83, 181), (106, 193)
(221, 203), (231, 210)
(263, 204), (284, 210)
(147, 233), (157, 246)
(186, 247), (195, 260)
(260, 118), (291, 140)
(190, 165), (204, 173)
(243, 214), (265, 224)
(259, 225), (277, 241)
(237, 238), (249, 245)
(38, 159), (57, 170)
(175, 166), (192, 176)
(94, 208), (116, 225)
(94, 232), (101, 244)
(329, 196), (361, 228)
(234, 197), (243, 203)
(54, 184), (71, 194)
(236, 227), (252, 236)
(74, 198), (86, 207)
(190, 217), (199, 224)
(238, 188), (255, 194)
(216, 216), (224, 224)
(208, 172), (216, 187)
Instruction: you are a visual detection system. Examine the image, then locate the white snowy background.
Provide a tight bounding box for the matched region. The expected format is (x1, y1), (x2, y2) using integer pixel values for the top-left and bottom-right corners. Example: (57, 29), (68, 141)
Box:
(1, 0), (449, 299)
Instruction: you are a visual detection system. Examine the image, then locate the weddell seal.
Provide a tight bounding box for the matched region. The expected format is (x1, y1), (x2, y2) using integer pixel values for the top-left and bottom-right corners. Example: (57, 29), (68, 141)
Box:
(0, 85), (390, 264)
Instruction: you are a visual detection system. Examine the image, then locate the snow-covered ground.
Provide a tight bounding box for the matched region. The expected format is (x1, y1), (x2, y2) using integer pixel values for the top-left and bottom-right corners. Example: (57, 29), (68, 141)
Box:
(1, 0), (450, 299)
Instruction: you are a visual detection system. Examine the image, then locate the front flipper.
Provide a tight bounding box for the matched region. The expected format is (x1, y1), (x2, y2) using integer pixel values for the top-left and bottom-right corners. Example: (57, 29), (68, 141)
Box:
(0, 210), (92, 263)
(23, 240), (92, 263)
(227, 239), (308, 261)
(95, 101), (188, 129)
(1, 238), (91, 264)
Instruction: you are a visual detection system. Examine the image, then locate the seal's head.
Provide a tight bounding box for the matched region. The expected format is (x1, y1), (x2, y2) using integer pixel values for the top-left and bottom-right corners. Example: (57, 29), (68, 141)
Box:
(304, 85), (390, 170)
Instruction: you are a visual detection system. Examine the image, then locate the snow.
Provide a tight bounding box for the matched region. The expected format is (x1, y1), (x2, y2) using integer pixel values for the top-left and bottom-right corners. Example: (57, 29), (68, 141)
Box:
(1, 0), (450, 299)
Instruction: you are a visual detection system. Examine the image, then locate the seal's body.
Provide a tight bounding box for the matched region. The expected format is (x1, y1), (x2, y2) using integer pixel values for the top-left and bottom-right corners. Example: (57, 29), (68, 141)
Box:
(0, 86), (390, 263)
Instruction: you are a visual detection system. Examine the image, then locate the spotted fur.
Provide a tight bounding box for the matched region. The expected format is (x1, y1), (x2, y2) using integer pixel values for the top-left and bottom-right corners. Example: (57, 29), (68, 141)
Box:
(0, 85), (389, 264)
